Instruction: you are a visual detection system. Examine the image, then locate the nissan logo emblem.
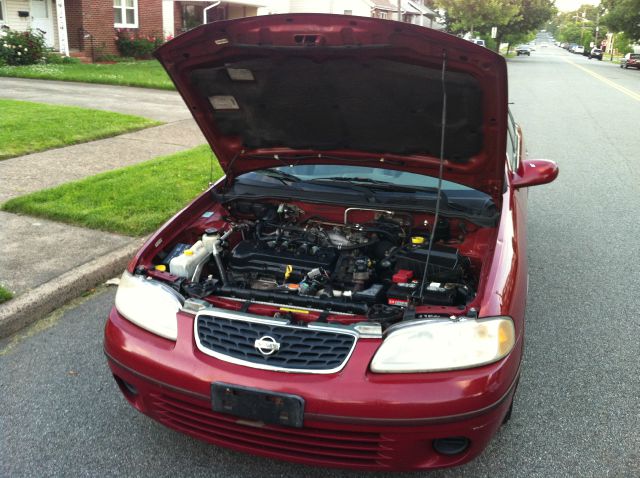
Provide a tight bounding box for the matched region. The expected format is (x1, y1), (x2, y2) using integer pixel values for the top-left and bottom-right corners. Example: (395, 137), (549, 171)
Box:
(254, 336), (281, 356)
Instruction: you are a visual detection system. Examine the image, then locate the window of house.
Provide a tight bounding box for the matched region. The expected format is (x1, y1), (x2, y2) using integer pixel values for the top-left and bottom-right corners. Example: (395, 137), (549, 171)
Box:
(114, 0), (138, 28)
(0, 0), (5, 22)
(181, 4), (204, 31)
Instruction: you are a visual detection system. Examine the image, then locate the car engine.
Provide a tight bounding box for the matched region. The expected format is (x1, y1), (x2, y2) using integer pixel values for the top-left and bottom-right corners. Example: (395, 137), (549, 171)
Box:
(154, 201), (477, 325)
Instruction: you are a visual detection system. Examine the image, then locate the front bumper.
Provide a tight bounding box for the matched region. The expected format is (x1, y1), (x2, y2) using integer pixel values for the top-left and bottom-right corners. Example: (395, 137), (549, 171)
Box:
(105, 307), (521, 471)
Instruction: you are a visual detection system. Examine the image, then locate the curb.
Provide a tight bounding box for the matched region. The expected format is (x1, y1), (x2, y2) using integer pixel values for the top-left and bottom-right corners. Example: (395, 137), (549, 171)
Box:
(0, 239), (145, 339)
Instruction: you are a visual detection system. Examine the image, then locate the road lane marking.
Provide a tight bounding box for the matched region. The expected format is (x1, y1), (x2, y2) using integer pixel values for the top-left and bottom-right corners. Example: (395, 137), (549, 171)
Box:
(564, 58), (640, 102)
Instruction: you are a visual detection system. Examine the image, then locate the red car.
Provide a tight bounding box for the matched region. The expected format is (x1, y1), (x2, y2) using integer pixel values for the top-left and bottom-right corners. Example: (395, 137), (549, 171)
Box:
(620, 53), (640, 69)
(105, 14), (558, 471)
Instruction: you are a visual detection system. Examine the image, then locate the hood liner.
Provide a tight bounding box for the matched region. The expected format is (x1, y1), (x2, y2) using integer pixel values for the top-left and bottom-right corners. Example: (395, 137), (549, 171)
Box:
(154, 14), (508, 202)
(190, 56), (483, 159)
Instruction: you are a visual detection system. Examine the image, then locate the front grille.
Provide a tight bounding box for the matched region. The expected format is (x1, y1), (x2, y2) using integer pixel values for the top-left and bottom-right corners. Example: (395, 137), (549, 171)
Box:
(195, 309), (357, 373)
(149, 393), (391, 467)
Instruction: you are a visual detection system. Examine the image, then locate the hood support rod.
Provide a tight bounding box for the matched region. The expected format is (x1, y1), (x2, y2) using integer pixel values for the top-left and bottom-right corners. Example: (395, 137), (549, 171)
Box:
(418, 49), (448, 303)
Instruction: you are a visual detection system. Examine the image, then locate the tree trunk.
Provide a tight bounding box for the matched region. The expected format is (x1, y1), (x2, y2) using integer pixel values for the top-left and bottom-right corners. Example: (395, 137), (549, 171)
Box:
(495, 34), (502, 53)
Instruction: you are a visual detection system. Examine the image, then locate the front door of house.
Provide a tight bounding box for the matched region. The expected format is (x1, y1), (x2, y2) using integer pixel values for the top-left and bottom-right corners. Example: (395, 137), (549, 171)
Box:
(30, 0), (54, 47)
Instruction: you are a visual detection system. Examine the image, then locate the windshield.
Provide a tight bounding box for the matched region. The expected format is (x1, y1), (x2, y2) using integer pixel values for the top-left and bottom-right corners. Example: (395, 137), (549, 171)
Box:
(246, 164), (478, 192)
(232, 164), (498, 225)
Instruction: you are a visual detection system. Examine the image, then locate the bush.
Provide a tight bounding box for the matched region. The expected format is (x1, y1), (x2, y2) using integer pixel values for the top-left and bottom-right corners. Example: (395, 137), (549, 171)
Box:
(45, 52), (81, 64)
(115, 30), (164, 59)
(95, 53), (136, 63)
(0, 28), (47, 65)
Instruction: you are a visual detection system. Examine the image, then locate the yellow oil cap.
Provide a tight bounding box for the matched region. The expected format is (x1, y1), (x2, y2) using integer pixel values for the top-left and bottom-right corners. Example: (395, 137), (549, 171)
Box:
(411, 236), (425, 245)
(184, 249), (193, 256)
(154, 264), (167, 272)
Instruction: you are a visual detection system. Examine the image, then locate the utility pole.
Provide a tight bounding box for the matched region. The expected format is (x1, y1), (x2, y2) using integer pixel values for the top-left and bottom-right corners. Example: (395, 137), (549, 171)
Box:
(609, 33), (615, 61)
(594, 10), (600, 46)
(397, 0), (402, 22)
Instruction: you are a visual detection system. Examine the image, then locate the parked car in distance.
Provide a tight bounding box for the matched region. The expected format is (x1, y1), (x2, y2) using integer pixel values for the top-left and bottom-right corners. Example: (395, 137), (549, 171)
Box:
(105, 13), (559, 472)
(515, 45), (531, 56)
(589, 48), (603, 60)
(573, 45), (585, 54)
(470, 38), (486, 47)
(620, 53), (640, 69)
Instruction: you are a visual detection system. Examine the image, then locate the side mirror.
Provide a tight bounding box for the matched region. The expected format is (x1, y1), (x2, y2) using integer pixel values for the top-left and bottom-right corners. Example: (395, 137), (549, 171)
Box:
(512, 159), (559, 189)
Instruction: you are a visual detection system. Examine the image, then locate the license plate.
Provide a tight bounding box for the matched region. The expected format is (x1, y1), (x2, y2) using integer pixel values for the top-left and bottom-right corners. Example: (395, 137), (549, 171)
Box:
(211, 382), (304, 428)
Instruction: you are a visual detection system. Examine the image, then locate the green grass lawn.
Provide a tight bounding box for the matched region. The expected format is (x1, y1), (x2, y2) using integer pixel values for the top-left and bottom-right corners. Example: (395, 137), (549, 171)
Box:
(0, 99), (161, 160)
(0, 60), (174, 90)
(2, 145), (223, 236)
(0, 285), (13, 304)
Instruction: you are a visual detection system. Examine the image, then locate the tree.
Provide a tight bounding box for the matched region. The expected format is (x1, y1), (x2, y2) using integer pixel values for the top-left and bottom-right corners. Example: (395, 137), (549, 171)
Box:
(435, 0), (555, 53)
(603, 0), (640, 41)
(557, 22), (583, 43)
(435, 0), (521, 36)
(495, 0), (556, 52)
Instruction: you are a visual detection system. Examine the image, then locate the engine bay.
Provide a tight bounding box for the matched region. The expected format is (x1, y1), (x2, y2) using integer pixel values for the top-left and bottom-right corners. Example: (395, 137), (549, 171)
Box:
(143, 199), (494, 329)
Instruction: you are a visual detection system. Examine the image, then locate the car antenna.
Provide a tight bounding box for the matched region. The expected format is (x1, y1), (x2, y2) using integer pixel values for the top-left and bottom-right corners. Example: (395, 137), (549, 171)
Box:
(418, 49), (447, 303)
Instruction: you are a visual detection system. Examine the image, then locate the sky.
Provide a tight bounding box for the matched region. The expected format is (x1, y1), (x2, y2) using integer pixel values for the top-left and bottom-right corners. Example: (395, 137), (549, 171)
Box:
(554, 0), (599, 12)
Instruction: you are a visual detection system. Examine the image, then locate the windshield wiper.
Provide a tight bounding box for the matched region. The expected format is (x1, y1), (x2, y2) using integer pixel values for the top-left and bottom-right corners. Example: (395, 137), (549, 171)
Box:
(309, 177), (445, 196)
(254, 172), (377, 202)
(256, 169), (301, 184)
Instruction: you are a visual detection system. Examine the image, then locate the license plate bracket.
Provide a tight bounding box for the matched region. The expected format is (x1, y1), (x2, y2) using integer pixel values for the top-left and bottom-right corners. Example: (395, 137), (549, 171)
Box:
(211, 382), (304, 428)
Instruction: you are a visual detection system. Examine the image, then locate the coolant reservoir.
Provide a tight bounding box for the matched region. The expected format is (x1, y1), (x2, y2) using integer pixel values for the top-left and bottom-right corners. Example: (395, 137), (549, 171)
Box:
(169, 240), (209, 279)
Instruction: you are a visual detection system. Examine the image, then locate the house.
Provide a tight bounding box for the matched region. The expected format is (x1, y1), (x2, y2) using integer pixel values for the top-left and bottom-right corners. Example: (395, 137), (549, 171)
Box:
(0, 0), (266, 60)
(0, 0), (442, 61)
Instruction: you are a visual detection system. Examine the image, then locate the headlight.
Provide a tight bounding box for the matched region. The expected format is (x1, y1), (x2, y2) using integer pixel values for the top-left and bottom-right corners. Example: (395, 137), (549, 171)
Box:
(370, 317), (515, 373)
(115, 271), (184, 340)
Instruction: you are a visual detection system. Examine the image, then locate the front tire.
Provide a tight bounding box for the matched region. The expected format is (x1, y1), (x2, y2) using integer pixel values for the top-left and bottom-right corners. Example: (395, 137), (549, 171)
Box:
(502, 399), (514, 424)
(502, 377), (520, 425)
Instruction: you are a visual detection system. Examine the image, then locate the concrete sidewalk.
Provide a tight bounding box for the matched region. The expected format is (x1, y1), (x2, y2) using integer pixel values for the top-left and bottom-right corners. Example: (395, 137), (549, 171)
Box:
(0, 78), (208, 337)
(0, 119), (205, 202)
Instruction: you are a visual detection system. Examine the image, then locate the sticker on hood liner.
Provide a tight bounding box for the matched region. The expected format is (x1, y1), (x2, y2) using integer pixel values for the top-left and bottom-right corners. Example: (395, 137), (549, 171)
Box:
(209, 95), (240, 110)
(227, 68), (255, 81)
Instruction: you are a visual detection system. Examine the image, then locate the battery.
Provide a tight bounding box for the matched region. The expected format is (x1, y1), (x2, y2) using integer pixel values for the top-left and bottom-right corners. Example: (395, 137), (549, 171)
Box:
(386, 283), (418, 307)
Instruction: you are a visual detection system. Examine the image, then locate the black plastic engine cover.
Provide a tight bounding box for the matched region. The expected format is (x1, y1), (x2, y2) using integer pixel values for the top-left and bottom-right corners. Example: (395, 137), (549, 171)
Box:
(394, 245), (470, 283)
(230, 240), (338, 280)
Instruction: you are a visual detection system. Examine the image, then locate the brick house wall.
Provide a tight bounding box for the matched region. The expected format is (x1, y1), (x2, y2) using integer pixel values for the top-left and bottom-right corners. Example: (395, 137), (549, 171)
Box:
(64, 0), (84, 50)
(66, 0), (164, 56)
(117, 0), (164, 55)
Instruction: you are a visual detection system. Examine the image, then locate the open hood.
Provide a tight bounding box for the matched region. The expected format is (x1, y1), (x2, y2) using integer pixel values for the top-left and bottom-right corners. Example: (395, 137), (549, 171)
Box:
(155, 14), (508, 201)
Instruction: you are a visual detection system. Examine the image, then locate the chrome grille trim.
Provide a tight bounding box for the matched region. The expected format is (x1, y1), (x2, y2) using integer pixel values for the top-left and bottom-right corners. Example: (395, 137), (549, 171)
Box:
(194, 307), (359, 374)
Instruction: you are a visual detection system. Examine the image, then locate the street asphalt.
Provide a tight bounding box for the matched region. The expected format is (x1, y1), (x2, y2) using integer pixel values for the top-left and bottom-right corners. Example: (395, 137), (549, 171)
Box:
(1, 46), (639, 477)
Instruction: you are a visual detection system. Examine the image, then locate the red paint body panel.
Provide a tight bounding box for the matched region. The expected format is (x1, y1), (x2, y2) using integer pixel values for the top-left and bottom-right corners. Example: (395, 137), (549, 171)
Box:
(107, 150), (537, 472)
(153, 14), (509, 202)
(106, 13), (559, 472)
(105, 307), (519, 470)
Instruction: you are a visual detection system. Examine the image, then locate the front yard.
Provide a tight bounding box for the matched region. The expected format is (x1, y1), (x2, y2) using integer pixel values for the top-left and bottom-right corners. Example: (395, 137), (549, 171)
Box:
(0, 60), (174, 90)
(2, 145), (223, 236)
(0, 99), (160, 159)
